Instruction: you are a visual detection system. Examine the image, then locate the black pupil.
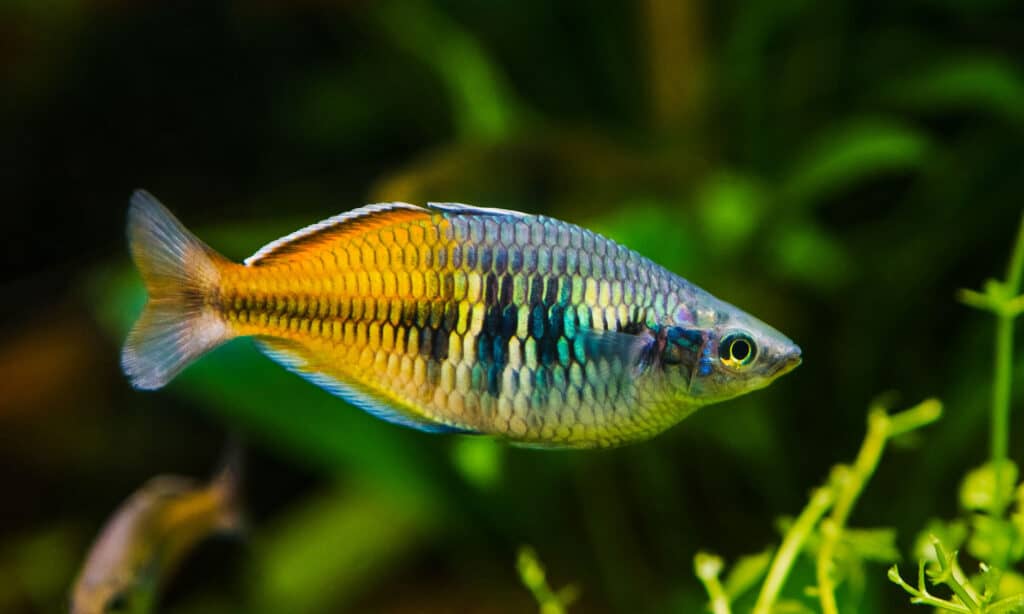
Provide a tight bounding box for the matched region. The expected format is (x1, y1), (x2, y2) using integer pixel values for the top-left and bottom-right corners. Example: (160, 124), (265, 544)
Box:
(731, 339), (750, 361)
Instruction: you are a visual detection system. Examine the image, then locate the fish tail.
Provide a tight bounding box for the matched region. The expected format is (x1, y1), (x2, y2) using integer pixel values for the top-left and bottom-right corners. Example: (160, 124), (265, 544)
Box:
(211, 435), (246, 533)
(121, 190), (234, 390)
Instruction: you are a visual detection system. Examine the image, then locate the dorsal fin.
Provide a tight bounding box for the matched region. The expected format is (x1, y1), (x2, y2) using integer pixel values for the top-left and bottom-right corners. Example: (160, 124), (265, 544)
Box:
(426, 202), (528, 218)
(244, 202), (429, 267)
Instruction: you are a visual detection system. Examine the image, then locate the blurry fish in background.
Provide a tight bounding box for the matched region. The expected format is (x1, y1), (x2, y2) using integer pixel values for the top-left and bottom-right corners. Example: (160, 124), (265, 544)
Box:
(121, 190), (800, 448)
(69, 441), (244, 614)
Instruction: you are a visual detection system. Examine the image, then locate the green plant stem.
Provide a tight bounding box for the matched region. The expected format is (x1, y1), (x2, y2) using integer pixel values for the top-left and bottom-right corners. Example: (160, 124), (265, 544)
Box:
(932, 538), (982, 612)
(752, 486), (835, 614)
(694, 552), (731, 614)
(517, 546), (573, 614)
(818, 400), (942, 614)
(888, 564), (971, 613)
(992, 212), (1024, 521)
(817, 412), (889, 614)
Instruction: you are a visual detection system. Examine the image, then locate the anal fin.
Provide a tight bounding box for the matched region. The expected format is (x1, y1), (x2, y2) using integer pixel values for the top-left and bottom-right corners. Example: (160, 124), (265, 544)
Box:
(253, 337), (466, 434)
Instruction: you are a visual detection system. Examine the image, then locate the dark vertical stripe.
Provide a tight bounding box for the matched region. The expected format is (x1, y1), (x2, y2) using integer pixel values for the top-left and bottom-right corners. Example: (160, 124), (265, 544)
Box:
(484, 274), (498, 306)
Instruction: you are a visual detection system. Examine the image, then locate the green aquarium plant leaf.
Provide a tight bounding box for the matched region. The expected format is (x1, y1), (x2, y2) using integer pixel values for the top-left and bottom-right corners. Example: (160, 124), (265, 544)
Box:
(450, 436), (503, 490)
(695, 173), (765, 257)
(722, 548), (773, 601)
(888, 536), (994, 613)
(250, 479), (437, 613)
(914, 519), (969, 563)
(960, 462), (1019, 514)
(817, 400), (942, 614)
(967, 514), (1022, 568)
(780, 118), (930, 210)
(369, 0), (524, 141)
(886, 56), (1024, 128)
(770, 222), (854, 290)
(840, 527), (901, 563)
(707, 398), (944, 614)
(517, 546), (578, 614)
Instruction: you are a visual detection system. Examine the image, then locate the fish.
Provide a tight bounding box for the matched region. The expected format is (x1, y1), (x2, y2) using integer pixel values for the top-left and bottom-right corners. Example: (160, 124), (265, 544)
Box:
(69, 444), (243, 614)
(121, 190), (801, 448)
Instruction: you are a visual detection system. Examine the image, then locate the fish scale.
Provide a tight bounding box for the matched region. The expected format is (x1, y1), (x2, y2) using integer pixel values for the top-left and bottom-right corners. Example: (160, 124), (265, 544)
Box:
(208, 210), (676, 445)
(121, 192), (801, 448)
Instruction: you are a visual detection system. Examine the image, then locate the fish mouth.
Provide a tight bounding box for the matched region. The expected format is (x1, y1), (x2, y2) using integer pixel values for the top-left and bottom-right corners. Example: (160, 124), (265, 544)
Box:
(771, 346), (803, 377)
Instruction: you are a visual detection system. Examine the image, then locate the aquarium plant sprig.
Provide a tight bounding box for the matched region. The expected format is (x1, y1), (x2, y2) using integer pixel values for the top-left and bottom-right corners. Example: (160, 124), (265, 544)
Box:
(695, 399), (941, 614)
(751, 485), (835, 614)
(892, 210), (1024, 611)
(958, 211), (1024, 521)
(517, 546), (579, 614)
(888, 536), (1024, 613)
(816, 400), (943, 614)
(694, 552), (732, 614)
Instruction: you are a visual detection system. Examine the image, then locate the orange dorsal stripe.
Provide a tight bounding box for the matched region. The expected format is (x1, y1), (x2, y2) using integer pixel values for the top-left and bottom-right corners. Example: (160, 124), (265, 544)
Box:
(244, 203), (433, 267)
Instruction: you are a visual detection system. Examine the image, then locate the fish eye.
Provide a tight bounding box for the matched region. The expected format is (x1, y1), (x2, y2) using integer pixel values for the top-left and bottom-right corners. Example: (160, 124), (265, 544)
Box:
(720, 332), (756, 368)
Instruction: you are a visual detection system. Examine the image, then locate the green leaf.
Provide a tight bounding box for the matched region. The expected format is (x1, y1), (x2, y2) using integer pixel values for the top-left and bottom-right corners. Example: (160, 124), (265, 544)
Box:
(988, 598), (1024, 614)
(887, 56), (1024, 127)
(997, 571), (1024, 602)
(1013, 484), (1024, 543)
(770, 223), (853, 290)
(781, 118), (930, 210)
(914, 519), (968, 563)
(841, 527), (900, 563)
(450, 436), (503, 490)
(250, 480), (436, 613)
(960, 461), (1019, 514)
(722, 548), (772, 600)
(771, 598), (817, 614)
(968, 514), (1022, 566)
(370, 0), (522, 141)
(696, 173), (765, 256)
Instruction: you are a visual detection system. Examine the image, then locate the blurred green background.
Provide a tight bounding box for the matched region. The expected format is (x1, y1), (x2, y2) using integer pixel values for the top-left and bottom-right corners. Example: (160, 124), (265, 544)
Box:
(2, 0), (1024, 612)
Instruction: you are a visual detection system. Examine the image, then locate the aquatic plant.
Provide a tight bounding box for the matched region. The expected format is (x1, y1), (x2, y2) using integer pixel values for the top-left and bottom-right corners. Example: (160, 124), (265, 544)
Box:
(517, 546), (579, 614)
(692, 398), (941, 614)
(886, 214), (1024, 612)
(689, 213), (1024, 613)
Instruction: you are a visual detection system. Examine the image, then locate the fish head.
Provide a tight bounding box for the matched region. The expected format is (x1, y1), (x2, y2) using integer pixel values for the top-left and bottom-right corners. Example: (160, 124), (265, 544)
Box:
(660, 298), (801, 406)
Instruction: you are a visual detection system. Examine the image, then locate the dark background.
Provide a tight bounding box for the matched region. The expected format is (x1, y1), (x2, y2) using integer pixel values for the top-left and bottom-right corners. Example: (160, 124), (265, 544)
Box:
(2, 0), (1023, 612)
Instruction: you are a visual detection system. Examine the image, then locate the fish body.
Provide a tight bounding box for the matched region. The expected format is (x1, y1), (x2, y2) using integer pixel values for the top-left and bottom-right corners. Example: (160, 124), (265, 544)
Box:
(122, 191), (800, 448)
(70, 448), (242, 614)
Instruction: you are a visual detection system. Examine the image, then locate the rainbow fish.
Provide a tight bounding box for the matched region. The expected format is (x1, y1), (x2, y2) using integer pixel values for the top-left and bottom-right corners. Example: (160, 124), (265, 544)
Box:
(122, 191), (800, 448)
(70, 446), (242, 614)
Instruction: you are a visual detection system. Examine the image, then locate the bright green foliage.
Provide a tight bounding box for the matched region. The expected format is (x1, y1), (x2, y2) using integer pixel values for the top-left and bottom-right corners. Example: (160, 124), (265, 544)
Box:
(889, 213), (1024, 610)
(692, 399), (941, 614)
(780, 119), (931, 210)
(691, 214), (1024, 614)
(694, 552), (731, 614)
(517, 547), (579, 614)
(450, 436), (503, 490)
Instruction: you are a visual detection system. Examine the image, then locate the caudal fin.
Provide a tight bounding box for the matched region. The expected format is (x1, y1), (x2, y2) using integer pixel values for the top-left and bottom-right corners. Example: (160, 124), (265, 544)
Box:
(210, 435), (246, 533)
(121, 190), (233, 390)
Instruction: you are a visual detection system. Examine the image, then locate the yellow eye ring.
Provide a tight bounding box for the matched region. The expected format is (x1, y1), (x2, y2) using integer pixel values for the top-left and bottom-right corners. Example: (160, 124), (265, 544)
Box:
(720, 333), (756, 368)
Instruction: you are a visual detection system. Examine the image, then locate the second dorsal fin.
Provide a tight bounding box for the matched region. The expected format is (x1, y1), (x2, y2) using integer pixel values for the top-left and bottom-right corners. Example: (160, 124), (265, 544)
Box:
(244, 202), (430, 267)
(426, 202), (528, 218)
